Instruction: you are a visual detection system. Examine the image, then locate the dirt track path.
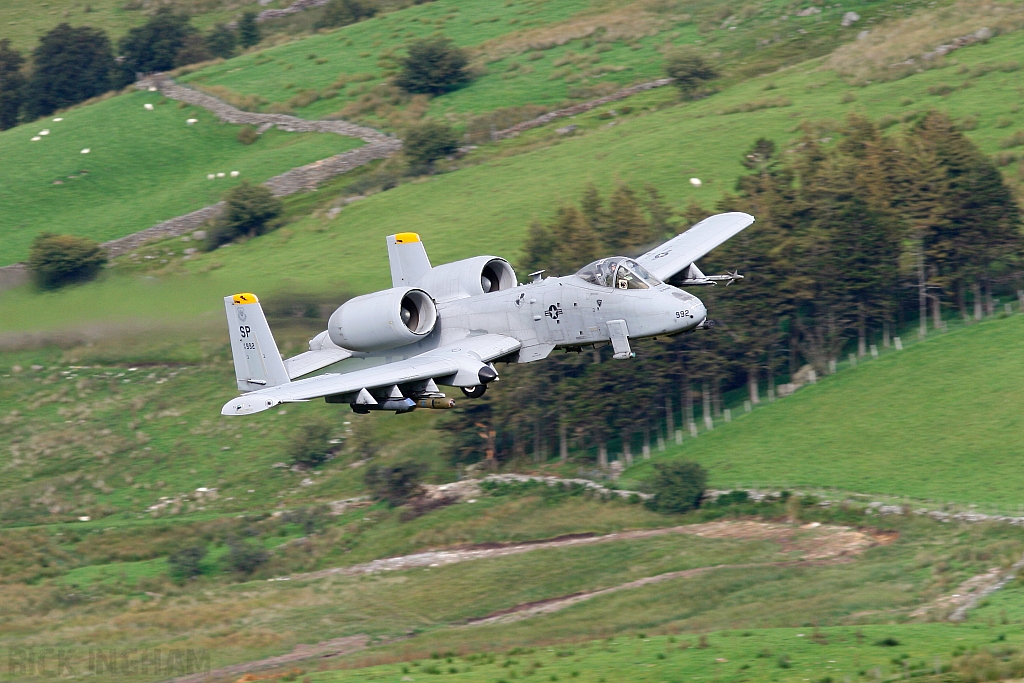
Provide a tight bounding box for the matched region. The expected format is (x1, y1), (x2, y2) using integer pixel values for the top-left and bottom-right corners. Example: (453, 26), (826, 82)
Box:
(271, 520), (876, 582)
(465, 558), (845, 627)
(160, 522), (880, 683)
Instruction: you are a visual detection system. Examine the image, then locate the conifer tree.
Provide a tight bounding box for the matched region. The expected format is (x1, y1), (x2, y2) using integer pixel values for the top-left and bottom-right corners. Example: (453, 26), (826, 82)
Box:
(237, 11), (261, 49)
(912, 112), (1022, 310)
(0, 39), (25, 130)
(519, 219), (557, 275)
(605, 184), (656, 253)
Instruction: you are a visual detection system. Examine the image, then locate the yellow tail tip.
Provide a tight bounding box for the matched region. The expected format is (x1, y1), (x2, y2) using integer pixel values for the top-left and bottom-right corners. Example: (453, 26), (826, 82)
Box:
(394, 232), (421, 244)
(232, 292), (259, 304)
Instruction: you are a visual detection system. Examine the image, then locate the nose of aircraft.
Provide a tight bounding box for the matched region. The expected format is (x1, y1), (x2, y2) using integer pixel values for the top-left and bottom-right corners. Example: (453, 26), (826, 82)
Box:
(692, 298), (708, 326)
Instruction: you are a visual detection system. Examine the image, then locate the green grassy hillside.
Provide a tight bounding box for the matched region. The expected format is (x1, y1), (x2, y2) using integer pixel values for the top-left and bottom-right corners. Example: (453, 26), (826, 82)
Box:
(0, 90), (362, 266)
(4, 26), (1022, 330)
(180, 0), (941, 124)
(627, 313), (1024, 506)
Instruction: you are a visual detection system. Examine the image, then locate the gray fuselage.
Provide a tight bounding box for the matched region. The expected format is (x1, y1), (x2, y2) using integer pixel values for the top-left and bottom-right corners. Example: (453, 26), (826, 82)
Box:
(350, 275), (707, 364)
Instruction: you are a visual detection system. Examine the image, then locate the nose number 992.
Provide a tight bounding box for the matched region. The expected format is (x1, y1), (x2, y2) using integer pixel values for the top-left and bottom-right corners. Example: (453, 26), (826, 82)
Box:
(674, 310), (690, 318)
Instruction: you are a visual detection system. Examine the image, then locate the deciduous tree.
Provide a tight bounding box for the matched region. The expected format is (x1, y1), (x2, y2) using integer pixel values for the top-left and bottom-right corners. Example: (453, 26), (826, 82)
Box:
(24, 24), (115, 118)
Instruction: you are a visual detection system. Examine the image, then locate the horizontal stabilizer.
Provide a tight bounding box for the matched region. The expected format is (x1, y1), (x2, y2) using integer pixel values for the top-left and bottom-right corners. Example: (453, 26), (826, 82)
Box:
(284, 331), (352, 379)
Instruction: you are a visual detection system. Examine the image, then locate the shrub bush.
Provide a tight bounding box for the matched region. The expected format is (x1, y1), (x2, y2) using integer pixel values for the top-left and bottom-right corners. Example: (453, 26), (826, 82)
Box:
(664, 48), (718, 97)
(168, 545), (207, 579)
(237, 125), (258, 145)
(289, 422), (334, 468)
(403, 119), (459, 170)
(394, 36), (469, 95)
(28, 233), (107, 289)
(315, 0), (377, 29)
(205, 181), (283, 250)
(647, 460), (707, 514)
(226, 538), (269, 574)
(364, 460), (426, 506)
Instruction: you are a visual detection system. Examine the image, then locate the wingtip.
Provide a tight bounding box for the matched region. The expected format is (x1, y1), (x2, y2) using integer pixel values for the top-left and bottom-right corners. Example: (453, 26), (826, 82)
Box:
(221, 395), (280, 416)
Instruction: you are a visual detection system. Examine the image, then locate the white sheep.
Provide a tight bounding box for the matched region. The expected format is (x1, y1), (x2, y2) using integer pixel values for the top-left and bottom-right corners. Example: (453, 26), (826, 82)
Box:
(31, 136), (41, 141)
(39, 129), (49, 135)
(186, 118), (198, 125)
(217, 172), (225, 178)
(52, 117), (63, 122)
(80, 148), (90, 154)
(689, 177), (703, 187)
(144, 103), (154, 111)
(207, 174), (215, 180)
(230, 171), (240, 177)
(148, 86), (157, 92)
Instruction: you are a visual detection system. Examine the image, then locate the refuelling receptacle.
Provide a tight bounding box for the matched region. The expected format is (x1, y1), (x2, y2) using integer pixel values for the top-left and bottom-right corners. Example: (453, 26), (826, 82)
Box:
(418, 397), (455, 409)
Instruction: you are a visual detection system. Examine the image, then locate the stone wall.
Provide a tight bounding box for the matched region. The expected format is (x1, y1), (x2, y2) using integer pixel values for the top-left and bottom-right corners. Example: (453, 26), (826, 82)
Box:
(137, 74), (394, 144)
(492, 78), (674, 140)
(0, 264), (29, 290)
(256, 0), (330, 22)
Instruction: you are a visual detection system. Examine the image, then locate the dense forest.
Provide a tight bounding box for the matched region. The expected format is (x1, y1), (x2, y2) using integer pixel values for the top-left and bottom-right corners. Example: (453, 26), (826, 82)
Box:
(442, 111), (1023, 468)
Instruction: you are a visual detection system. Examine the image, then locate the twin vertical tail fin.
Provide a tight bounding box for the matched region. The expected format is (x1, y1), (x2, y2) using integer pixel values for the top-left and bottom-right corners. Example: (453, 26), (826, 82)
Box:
(224, 293), (290, 392)
(387, 232), (432, 287)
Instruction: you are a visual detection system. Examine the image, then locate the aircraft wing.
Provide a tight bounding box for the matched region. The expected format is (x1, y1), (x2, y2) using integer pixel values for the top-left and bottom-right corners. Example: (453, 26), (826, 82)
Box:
(283, 331), (353, 379)
(222, 334), (521, 415)
(636, 212), (754, 282)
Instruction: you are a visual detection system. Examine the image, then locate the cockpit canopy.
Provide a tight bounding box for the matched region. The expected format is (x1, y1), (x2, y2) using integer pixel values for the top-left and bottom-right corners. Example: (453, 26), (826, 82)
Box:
(576, 257), (662, 290)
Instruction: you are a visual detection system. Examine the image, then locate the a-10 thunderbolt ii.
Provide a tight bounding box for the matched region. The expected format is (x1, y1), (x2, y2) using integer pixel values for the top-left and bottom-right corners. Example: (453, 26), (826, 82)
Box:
(221, 212), (754, 416)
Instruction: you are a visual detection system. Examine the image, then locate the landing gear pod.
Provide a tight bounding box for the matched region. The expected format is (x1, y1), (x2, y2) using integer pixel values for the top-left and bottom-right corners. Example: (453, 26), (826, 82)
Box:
(461, 385), (487, 398)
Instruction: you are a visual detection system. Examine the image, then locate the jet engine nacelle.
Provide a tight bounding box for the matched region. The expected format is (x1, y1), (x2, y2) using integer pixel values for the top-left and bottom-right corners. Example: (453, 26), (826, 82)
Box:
(328, 287), (437, 352)
(416, 256), (517, 301)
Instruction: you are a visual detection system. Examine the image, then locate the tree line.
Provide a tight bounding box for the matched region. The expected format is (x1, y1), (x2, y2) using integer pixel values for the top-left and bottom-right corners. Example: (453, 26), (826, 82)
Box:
(0, 9), (260, 129)
(441, 111), (1023, 468)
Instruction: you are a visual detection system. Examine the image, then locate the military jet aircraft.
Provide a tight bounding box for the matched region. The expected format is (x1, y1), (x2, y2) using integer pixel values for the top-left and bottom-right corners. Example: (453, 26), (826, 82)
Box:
(221, 212), (753, 416)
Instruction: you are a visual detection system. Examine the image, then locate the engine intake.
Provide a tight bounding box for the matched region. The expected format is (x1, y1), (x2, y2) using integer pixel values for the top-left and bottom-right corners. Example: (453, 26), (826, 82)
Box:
(416, 256), (517, 301)
(328, 287), (437, 352)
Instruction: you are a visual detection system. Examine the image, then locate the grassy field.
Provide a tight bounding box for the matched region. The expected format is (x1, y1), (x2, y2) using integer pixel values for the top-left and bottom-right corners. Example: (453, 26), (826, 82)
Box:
(6, 25), (1021, 330)
(0, 89), (362, 266)
(624, 313), (1024, 507)
(308, 624), (1022, 683)
(180, 0), (944, 125)
(0, 330), (447, 527)
(4, 499), (1024, 683)
(0, 0), (275, 53)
